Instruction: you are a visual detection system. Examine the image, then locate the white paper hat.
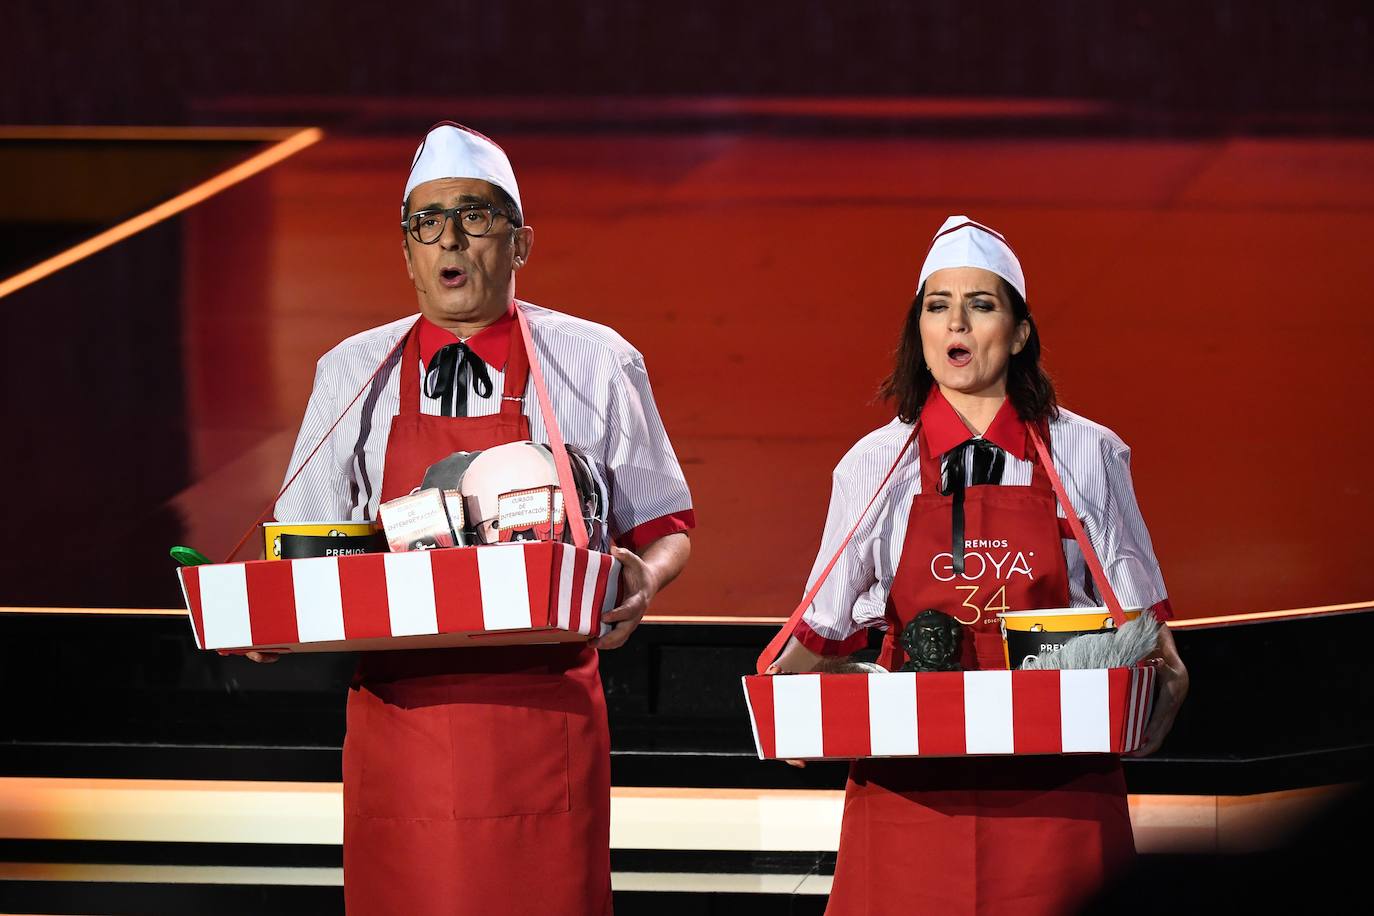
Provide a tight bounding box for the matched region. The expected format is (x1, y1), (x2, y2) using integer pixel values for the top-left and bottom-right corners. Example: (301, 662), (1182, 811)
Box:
(918, 215), (1026, 300)
(402, 121), (522, 222)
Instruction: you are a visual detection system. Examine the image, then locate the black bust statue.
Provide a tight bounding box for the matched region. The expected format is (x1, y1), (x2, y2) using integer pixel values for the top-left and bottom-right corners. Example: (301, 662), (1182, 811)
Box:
(899, 609), (963, 672)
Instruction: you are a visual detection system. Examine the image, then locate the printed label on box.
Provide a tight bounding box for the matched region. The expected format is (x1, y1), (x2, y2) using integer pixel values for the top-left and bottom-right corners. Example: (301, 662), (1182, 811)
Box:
(380, 488), (457, 551)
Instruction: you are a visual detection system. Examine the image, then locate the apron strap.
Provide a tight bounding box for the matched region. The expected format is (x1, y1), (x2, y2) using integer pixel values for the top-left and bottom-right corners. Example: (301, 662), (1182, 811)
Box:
(395, 322), (424, 416)
(221, 321), (416, 562)
(1025, 423), (1128, 627)
(754, 426), (919, 674)
(499, 316), (530, 415)
(1027, 420), (1052, 489)
(515, 304), (589, 550)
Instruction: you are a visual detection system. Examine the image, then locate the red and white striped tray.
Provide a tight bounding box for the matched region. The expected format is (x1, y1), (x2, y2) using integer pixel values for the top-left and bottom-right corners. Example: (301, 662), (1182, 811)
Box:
(742, 666), (1155, 759)
(178, 542), (618, 653)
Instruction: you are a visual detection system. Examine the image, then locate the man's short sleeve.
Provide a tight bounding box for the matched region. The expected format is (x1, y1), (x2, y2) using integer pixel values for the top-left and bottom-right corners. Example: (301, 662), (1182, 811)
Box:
(601, 353), (695, 551)
(274, 358), (354, 523)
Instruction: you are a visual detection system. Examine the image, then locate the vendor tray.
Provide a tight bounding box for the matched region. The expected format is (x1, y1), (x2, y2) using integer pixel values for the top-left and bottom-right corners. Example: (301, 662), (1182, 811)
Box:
(178, 542), (618, 653)
(742, 665), (1155, 760)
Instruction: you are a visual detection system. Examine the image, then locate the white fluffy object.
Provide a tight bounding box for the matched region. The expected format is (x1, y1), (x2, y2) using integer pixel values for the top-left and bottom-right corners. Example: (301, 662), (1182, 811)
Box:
(1019, 612), (1161, 671)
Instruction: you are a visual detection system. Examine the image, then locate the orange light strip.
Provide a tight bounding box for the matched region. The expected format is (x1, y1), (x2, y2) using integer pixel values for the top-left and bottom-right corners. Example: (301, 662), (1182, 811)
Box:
(3, 599), (1370, 626)
(0, 125), (308, 142)
(0, 777), (1351, 856)
(0, 607), (187, 617)
(0, 126), (323, 301)
(1166, 600), (1374, 629)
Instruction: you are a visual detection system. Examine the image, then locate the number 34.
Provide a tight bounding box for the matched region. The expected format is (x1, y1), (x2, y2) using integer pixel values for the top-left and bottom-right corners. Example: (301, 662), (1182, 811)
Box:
(953, 585), (1009, 625)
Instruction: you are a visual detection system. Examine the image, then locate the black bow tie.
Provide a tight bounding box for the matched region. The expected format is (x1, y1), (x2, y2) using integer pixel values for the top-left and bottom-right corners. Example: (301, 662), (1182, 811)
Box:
(424, 342), (493, 417)
(942, 439), (1006, 575)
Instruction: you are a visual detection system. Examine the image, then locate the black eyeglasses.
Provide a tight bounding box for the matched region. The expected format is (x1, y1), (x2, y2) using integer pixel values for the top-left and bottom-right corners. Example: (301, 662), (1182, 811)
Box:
(401, 204), (512, 244)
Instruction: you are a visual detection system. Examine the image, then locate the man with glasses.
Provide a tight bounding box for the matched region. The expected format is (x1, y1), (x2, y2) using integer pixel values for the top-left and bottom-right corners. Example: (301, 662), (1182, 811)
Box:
(273, 122), (695, 914)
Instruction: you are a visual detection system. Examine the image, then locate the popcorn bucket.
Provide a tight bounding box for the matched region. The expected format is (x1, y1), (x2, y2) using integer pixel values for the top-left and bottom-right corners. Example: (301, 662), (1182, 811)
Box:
(998, 607), (1142, 670)
(262, 521), (378, 560)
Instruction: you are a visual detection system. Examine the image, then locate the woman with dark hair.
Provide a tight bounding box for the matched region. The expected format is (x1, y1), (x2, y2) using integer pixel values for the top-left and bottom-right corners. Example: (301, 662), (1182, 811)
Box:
(767, 216), (1188, 915)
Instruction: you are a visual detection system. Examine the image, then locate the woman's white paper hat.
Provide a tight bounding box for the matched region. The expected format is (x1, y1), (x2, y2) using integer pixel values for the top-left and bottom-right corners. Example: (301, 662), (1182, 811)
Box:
(918, 215), (1026, 300)
(402, 121), (522, 221)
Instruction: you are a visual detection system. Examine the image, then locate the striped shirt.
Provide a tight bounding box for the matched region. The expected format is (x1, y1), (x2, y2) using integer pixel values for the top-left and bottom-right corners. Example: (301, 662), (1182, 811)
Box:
(274, 301), (695, 551)
(796, 395), (1171, 655)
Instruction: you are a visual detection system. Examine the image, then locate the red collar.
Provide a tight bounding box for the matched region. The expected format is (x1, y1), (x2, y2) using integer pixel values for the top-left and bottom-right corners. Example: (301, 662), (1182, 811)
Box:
(417, 308), (514, 370)
(920, 387), (1027, 459)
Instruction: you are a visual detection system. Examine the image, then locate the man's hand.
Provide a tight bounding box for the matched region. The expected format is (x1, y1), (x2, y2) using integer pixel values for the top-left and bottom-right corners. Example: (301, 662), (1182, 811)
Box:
(245, 651), (281, 664)
(591, 532), (690, 651)
(1126, 623), (1188, 757)
(592, 546), (658, 650)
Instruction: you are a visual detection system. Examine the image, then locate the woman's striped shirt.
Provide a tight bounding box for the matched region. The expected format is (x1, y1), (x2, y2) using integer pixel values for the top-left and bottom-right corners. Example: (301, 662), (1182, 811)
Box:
(796, 398), (1172, 655)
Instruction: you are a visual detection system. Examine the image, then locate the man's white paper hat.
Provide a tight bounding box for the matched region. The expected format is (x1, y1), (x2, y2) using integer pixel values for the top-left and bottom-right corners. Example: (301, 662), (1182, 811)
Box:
(402, 121), (522, 222)
(918, 215), (1026, 300)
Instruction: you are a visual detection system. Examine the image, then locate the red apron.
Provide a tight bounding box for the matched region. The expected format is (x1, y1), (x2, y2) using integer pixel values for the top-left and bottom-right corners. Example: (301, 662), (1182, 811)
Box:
(826, 422), (1136, 916)
(342, 320), (613, 916)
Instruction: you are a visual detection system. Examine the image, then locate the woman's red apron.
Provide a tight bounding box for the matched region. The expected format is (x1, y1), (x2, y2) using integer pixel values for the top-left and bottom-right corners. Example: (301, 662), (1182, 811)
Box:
(342, 321), (612, 916)
(826, 422), (1136, 916)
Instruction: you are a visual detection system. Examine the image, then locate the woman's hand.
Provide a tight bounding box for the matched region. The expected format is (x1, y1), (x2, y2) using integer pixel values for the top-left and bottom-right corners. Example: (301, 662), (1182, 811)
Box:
(1126, 623), (1188, 757)
(764, 660), (808, 768)
(245, 651), (281, 664)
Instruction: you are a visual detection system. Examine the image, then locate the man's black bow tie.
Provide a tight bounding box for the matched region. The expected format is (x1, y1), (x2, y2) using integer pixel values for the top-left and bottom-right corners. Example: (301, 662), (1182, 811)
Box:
(424, 342), (493, 417)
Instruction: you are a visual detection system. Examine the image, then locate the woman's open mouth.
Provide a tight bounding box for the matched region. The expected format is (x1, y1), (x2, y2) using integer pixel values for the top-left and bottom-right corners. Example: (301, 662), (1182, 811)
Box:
(439, 267), (467, 288)
(947, 345), (973, 367)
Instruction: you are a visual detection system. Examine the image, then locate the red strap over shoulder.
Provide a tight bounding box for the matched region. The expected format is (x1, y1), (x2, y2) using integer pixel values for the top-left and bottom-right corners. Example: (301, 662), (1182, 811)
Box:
(221, 322), (416, 562)
(1026, 423), (1127, 627)
(754, 427), (918, 674)
(516, 304), (589, 550)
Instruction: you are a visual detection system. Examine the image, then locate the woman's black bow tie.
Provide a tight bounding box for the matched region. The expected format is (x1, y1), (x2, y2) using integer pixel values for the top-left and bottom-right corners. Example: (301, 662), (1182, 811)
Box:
(424, 342), (493, 416)
(942, 438), (1007, 575)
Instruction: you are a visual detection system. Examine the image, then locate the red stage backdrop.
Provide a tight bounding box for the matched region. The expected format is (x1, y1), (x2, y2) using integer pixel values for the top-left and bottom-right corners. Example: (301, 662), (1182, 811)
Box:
(174, 132), (1374, 620)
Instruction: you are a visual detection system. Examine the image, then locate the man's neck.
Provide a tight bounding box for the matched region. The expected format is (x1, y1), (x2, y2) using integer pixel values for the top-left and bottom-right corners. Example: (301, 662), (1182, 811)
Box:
(424, 302), (513, 340)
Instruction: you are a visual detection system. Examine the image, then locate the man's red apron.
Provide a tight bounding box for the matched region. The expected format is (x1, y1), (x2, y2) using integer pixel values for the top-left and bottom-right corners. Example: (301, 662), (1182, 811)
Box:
(825, 422), (1135, 916)
(342, 321), (612, 916)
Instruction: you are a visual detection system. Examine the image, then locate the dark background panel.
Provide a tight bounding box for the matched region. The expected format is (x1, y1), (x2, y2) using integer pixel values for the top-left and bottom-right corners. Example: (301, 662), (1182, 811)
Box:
(0, 221), (190, 608)
(0, 1), (1371, 132)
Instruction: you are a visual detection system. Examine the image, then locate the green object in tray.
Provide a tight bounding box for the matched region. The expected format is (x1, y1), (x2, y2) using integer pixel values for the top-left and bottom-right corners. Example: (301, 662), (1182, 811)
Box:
(170, 545), (212, 567)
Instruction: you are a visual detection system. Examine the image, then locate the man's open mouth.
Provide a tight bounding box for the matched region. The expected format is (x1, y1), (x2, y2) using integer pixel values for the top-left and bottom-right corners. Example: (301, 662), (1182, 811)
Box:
(439, 267), (466, 288)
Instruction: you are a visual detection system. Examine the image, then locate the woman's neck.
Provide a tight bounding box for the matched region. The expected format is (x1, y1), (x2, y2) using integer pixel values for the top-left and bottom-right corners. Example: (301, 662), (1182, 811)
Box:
(937, 385), (1007, 436)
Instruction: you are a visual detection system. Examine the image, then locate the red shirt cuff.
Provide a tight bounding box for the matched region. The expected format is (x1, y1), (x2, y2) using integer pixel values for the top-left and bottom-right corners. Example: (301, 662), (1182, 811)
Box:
(793, 617), (869, 657)
(1148, 598), (1175, 622)
(617, 509), (696, 552)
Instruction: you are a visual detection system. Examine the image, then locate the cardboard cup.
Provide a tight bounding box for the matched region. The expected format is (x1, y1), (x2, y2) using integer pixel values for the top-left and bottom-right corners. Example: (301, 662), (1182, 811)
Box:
(997, 606), (1142, 669)
(262, 521), (377, 561)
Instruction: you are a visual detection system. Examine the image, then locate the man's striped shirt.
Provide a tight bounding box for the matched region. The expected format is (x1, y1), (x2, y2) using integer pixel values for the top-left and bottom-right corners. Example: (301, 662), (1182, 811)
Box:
(274, 301), (695, 550)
